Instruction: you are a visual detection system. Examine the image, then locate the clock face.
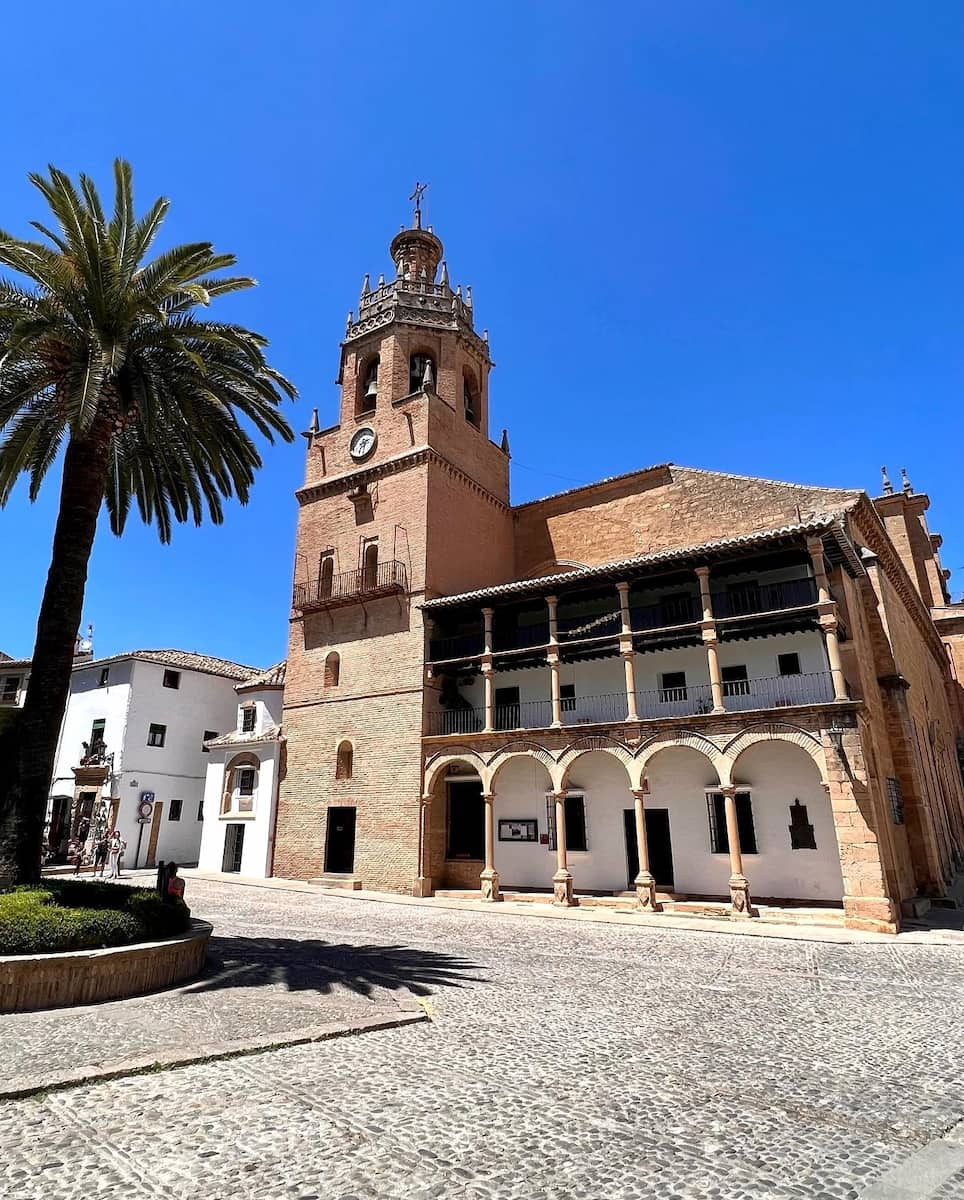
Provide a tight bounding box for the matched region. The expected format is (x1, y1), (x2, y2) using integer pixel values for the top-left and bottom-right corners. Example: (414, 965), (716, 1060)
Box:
(349, 427), (377, 461)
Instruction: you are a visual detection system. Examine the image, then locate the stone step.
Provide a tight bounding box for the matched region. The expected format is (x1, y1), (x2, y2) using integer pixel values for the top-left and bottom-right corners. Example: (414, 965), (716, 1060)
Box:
(309, 874), (362, 890)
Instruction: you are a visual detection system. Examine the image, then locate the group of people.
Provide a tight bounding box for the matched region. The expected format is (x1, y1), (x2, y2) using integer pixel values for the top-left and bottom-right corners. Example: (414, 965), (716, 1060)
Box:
(67, 829), (126, 878)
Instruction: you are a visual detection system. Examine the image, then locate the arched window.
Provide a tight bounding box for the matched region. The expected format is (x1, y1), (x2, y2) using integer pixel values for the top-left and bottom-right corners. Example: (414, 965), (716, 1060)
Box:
(410, 352), (435, 394)
(324, 651), (340, 688)
(222, 754), (259, 815)
(362, 542), (379, 590)
(463, 371), (479, 427)
(357, 355), (378, 416)
(319, 554), (334, 598)
(336, 740), (353, 780)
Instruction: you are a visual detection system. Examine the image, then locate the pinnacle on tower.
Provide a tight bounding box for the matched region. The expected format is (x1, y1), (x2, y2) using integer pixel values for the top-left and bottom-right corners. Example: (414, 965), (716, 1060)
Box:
(881, 466), (894, 495)
(900, 467), (913, 495)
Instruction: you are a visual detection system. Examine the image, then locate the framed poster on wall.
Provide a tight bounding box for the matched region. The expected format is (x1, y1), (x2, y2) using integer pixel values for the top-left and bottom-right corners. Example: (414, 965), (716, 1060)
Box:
(498, 819), (538, 842)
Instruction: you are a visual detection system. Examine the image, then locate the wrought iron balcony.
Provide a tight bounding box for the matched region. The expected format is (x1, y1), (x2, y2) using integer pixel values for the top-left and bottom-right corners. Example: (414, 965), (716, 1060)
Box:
(424, 672), (836, 736)
(293, 560), (408, 612)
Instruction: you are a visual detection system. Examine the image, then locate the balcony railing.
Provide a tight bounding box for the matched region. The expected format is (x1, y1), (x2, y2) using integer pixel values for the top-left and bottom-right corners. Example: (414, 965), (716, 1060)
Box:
(712, 577), (818, 619)
(429, 632), (485, 662)
(293, 560), (408, 612)
(425, 672), (837, 735)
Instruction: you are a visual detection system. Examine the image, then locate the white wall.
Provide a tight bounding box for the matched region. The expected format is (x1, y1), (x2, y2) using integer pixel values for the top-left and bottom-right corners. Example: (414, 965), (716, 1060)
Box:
(50, 660), (135, 800)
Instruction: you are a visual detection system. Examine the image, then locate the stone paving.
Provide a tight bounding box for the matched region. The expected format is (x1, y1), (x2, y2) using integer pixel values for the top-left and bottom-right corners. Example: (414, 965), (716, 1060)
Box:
(2, 876), (964, 1199)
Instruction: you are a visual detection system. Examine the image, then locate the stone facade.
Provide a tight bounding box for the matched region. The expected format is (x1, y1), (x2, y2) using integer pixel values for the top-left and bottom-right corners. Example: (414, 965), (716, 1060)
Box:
(274, 214), (964, 933)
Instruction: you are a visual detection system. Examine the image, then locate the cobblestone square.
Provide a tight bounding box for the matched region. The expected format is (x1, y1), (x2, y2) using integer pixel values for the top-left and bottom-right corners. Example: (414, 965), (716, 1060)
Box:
(2, 877), (964, 1199)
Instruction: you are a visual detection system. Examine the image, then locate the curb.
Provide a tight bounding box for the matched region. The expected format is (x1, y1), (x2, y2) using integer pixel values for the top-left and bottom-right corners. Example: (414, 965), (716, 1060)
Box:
(1, 1002), (427, 1102)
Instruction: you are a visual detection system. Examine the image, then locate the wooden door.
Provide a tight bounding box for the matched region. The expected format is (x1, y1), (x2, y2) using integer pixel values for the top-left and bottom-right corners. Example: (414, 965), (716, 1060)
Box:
(145, 802), (163, 868)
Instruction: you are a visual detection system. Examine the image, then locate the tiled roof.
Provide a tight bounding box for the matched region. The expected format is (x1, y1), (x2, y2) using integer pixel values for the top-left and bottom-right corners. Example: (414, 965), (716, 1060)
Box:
(205, 724), (282, 748)
(0, 656), (31, 670)
(421, 517), (846, 610)
(237, 661), (286, 692)
(74, 649), (260, 681)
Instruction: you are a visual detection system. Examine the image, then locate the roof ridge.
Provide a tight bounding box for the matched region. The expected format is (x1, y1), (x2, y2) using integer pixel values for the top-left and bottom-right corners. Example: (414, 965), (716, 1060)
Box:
(672, 464), (863, 496)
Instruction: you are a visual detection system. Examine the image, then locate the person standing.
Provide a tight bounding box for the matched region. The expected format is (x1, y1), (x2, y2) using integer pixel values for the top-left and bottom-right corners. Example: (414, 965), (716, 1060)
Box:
(93, 833), (109, 877)
(107, 831), (125, 879)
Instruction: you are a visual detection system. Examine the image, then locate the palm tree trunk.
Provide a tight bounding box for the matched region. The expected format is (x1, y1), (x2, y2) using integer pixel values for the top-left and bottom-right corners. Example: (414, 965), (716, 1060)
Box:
(0, 421), (111, 886)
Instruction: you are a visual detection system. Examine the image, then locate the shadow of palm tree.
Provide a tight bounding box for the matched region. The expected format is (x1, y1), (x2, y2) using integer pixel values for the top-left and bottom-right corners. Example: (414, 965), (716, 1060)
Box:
(183, 935), (484, 999)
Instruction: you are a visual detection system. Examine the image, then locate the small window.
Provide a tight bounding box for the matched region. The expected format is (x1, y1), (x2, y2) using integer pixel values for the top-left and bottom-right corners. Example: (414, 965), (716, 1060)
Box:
(560, 683), (576, 713)
(148, 723), (166, 747)
(463, 373), (479, 426)
(169, 797), (183, 821)
(324, 652), (341, 688)
(336, 740), (353, 781)
(202, 729), (218, 752)
(237, 768), (255, 797)
(163, 669), (181, 689)
(98, 667), (110, 687)
(564, 795), (588, 852)
(722, 665), (749, 696)
(660, 671), (687, 702)
(707, 792), (757, 854)
(0, 676), (18, 703)
(788, 799), (816, 850)
(241, 707), (256, 733)
(197, 800), (205, 822)
(886, 777), (904, 825)
(778, 653), (801, 677)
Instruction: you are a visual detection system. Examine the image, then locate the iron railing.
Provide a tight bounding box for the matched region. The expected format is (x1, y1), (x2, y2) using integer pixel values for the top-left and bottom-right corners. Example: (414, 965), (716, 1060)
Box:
(712, 577), (818, 619)
(293, 560), (408, 611)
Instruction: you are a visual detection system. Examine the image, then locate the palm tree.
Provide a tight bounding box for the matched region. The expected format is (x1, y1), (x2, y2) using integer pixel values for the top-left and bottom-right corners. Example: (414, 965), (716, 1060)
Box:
(0, 161), (295, 885)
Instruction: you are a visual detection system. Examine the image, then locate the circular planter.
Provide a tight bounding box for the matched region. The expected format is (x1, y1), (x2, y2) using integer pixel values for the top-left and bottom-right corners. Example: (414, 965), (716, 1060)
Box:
(0, 919), (212, 1013)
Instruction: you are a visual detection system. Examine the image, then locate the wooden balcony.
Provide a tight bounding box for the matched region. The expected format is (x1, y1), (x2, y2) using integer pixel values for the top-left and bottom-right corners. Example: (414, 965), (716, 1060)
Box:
(293, 560), (408, 613)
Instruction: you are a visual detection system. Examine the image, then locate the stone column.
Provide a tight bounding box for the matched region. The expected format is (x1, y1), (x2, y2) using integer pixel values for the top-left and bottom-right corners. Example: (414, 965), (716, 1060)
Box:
(414, 793), (434, 897)
(695, 566), (725, 714)
(721, 785), (758, 917)
(550, 790), (575, 905)
(631, 786), (661, 911)
(546, 595), (562, 728)
(482, 606), (495, 732)
(616, 582), (640, 722)
(807, 537), (848, 702)
(480, 791), (500, 901)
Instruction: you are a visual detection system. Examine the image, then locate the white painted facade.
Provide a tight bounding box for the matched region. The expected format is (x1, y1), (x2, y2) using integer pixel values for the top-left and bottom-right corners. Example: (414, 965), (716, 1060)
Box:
(48, 655), (248, 868)
(197, 680), (284, 878)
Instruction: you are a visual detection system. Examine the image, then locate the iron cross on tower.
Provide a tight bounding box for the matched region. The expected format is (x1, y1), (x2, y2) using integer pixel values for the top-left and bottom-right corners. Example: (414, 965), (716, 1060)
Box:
(409, 181), (428, 228)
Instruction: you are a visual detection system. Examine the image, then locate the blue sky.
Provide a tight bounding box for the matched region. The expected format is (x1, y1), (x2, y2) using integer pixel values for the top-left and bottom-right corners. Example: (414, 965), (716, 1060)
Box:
(2, 2), (962, 668)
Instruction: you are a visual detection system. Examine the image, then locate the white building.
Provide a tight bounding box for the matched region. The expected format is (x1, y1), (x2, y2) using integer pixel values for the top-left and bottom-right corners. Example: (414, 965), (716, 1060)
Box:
(0, 652), (30, 709)
(197, 663), (285, 877)
(47, 649), (259, 869)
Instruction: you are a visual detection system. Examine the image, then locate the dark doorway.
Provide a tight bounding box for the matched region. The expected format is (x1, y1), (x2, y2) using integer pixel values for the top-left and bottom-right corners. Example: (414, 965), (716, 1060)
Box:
(223, 823), (245, 873)
(324, 807), (357, 874)
(447, 780), (485, 860)
(623, 808), (674, 889)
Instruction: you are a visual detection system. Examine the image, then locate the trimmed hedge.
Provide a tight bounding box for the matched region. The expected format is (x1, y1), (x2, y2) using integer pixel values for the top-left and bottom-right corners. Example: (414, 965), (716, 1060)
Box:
(0, 880), (191, 955)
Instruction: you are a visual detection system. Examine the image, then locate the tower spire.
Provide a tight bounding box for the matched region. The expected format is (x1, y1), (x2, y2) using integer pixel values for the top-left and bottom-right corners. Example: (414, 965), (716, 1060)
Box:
(409, 181), (428, 230)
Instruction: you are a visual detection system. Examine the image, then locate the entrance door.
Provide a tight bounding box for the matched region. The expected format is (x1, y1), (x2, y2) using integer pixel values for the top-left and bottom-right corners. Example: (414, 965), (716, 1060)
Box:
(624, 808), (674, 889)
(324, 807), (357, 874)
(145, 801), (163, 868)
(222, 824), (245, 873)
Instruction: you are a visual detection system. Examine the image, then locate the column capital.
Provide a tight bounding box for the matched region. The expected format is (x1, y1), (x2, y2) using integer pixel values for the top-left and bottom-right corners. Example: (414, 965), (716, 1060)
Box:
(482, 791), (495, 803)
(545, 593), (558, 606)
(481, 605), (495, 617)
(719, 784), (737, 798)
(694, 564), (711, 580)
(420, 793), (432, 805)
(630, 786), (649, 800)
(615, 580), (630, 597)
(549, 789), (567, 802)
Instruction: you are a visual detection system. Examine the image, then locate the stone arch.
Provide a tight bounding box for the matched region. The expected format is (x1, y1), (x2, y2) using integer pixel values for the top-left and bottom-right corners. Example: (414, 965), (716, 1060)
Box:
(558, 735), (638, 792)
(637, 731), (725, 787)
(489, 741), (558, 791)
(324, 651), (340, 688)
(335, 739), (353, 781)
(423, 748), (490, 795)
(722, 722), (828, 788)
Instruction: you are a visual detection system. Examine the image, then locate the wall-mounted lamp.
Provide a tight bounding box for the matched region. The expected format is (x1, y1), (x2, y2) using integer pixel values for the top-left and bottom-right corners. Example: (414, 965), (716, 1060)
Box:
(828, 722), (846, 757)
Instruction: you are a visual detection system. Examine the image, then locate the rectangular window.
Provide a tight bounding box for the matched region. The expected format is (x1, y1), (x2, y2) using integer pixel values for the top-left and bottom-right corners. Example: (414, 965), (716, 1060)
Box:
(886, 777), (904, 825)
(202, 730), (218, 752)
(98, 667), (110, 687)
(169, 797), (183, 821)
(90, 718), (106, 745)
(241, 707), (256, 733)
(197, 800), (205, 822)
(564, 795), (588, 852)
(659, 671), (687, 702)
(162, 669), (181, 689)
(147, 723), (166, 747)
(788, 799), (816, 849)
(237, 768), (256, 797)
(778, 652), (801, 677)
(706, 792), (757, 854)
(560, 683), (576, 713)
(722, 665), (750, 696)
(0, 676), (18, 703)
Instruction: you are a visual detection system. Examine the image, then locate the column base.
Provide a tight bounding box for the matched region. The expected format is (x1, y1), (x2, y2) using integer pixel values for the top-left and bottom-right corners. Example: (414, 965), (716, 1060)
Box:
(728, 874), (758, 918)
(413, 876), (434, 898)
(552, 868), (576, 906)
(480, 868), (501, 902)
(634, 871), (662, 912)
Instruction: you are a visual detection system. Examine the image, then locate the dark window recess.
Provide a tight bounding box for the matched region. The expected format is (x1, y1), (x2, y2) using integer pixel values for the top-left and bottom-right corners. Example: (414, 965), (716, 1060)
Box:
(147, 723), (166, 747)
(560, 684), (576, 713)
(564, 795), (588, 852)
(0, 676), (18, 703)
(90, 718), (106, 745)
(778, 652), (801, 676)
(707, 792), (757, 854)
(886, 777), (904, 825)
(168, 797), (183, 821)
(241, 707), (256, 733)
(237, 768), (256, 797)
(659, 592), (695, 624)
(660, 671), (687, 701)
(197, 800), (205, 822)
(726, 581), (762, 615)
(98, 667), (110, 687)
(722, 665), (750, 696)
(335, 741), (353, 780)
(788, 799), (816, 849)
(163, 669), (180, 689)
(495, 686), (521, 731)
(447, 781), (485, 859)
(202, 730), (218, 752)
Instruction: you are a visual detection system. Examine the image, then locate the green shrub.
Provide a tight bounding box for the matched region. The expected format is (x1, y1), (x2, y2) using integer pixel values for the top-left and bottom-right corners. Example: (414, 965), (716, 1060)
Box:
(40, 879), (141, 910)
(127, 890), (191, 938)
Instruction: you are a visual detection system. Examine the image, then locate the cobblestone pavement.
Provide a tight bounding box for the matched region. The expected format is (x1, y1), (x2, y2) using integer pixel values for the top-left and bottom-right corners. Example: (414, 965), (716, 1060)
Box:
(3, 877), (964, 1200)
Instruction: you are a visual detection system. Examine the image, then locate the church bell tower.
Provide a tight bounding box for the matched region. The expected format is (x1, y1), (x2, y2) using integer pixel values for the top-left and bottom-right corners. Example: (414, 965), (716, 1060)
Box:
(273, 194), (514, 890)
